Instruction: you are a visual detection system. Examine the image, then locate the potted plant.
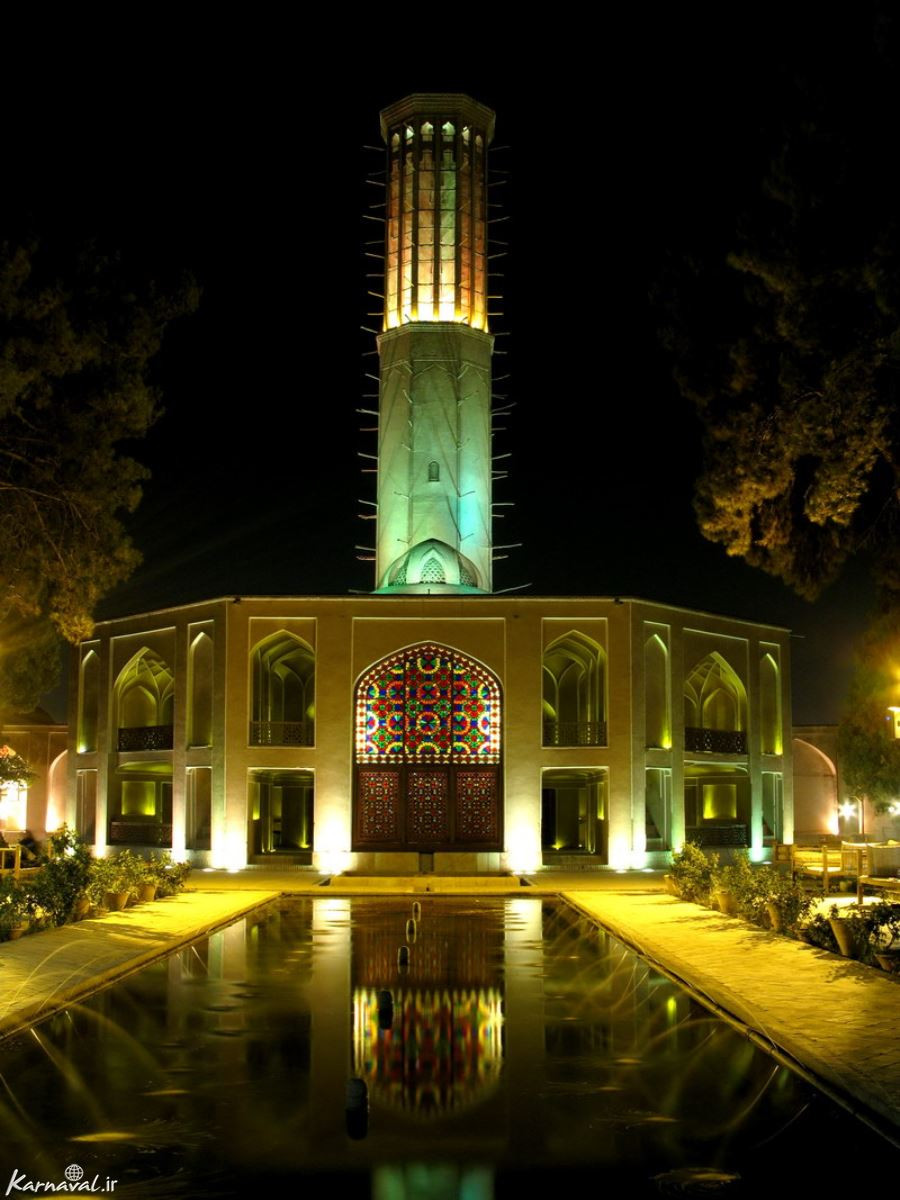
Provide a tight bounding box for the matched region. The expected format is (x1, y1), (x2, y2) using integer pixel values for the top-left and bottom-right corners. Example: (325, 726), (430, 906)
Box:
(145, 853), (192, 898)
(826, 904), (870, 961)
(669, 842), (717, 904)
(860, 899), (900, 971)
(23, 827), (93, 926)
(0, 875), (30, 940)
(765, 871), (813, 935)
(712, 850), (756, 918)
(88, 853), (134, 912)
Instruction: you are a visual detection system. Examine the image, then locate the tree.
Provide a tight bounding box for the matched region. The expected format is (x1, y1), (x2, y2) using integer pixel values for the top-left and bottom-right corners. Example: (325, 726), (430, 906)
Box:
(655, 40), (900, 604)
(0, 237), (198, 710)
(838, 610), (900, 813)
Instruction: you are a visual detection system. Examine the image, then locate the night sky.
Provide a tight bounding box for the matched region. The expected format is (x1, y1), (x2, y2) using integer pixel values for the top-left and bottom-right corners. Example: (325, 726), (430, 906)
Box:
(10, 15), (888, 724)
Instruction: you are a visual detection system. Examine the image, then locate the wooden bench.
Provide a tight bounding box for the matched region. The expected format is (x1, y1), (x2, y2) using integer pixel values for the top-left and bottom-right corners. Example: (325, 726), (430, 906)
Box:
(0, 845), (22, 877)
(857, 875), (900, 904)
(780, 844), (848, 894)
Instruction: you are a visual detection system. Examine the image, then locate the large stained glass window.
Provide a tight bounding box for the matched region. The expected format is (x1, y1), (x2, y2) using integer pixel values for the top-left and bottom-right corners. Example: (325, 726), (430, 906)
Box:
(356, 645), (500, 764)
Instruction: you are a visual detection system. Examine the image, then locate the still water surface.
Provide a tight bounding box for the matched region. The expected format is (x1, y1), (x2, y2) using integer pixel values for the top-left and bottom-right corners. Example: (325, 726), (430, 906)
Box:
(0, 897), (896, 1197)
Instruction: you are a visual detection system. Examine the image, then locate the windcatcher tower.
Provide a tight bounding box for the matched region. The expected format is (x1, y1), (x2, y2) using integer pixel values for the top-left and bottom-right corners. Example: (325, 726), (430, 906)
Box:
(373, 95), (495, 594)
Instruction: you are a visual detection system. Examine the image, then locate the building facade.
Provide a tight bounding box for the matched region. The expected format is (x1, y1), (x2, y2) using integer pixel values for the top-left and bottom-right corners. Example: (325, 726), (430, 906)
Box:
(67, 595), (792, 872)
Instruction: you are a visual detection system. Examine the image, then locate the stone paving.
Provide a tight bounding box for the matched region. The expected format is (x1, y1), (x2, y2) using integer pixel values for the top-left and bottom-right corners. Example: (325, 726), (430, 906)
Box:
(1, 869), (899, 1143)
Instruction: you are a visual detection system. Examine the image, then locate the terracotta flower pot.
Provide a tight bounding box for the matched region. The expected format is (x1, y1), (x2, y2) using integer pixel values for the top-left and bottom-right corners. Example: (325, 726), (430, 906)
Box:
(715, 888), (739, 916)
(138, 882), (158, 903)
(663, 874), (681, 898)
(828, 917), (862, 959)
(766, 902), (783, 933)
(105, 890), (130, 912)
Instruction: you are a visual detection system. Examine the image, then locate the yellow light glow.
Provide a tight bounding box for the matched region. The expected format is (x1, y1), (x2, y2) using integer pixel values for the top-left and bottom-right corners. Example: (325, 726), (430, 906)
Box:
(607, 833), (631, 870)
(314, 813), (352, 875)
(506, 826), (541, 874)
(212, 830), (246, 872)
(839, 801), (858, 820)
(0, 782), (27, 829)
(317, 849), (351, 876)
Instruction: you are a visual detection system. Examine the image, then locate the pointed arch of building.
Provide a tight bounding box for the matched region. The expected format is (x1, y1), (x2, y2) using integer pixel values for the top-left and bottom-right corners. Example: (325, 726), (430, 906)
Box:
(644, 633), (671, 749)
(115, 648), (175, 751)
(188, 631), (214, 748)
(542, 631), (607, 747)
(759, 651), (783, 754)
(793, 736), (838, 839)
(46, 749), (68, 833)
(353, 642), (502, 851)
(78, 649), (100, 753)
(250, 631), (315, 746)
(683, 651), (747, 754)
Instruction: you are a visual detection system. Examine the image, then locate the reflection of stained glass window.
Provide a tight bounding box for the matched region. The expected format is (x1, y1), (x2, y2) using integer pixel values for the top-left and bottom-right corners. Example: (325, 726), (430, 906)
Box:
(356, 645), (500, 763)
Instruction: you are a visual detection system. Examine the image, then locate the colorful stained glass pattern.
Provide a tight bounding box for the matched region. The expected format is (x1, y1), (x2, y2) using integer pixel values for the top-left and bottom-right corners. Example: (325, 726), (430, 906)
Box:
(356, 644), (500, 763)
(352, 986), (504, 1117)
(357, 771), (401, 842)
(456, 771), (499, 841)
(408, 770), (450, 841)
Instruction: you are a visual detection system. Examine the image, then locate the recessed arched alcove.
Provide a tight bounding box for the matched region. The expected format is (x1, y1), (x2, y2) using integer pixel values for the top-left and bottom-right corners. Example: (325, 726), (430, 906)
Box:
(249, 632), (315, 747)
(115, 649), (174, 752)
(683, 652), (747, 754)
(78, 649), (99, 753)
(188, 631), (214, 748)
(542, 632), (606, 747)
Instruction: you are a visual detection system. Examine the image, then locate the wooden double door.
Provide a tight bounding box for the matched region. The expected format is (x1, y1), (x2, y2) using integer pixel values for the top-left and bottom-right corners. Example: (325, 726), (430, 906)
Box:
(354, 764), (502, 852)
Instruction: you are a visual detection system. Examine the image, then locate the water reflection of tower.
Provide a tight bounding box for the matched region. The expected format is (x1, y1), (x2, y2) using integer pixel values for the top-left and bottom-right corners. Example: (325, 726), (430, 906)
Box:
(372, 95), (496, 596)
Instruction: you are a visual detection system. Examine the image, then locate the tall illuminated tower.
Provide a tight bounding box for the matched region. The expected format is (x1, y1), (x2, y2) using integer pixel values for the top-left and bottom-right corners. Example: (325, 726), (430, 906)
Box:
(373, 95), (495, 595)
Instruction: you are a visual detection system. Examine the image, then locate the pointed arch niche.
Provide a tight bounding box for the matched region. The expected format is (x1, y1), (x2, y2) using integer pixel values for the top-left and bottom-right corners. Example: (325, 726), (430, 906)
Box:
(644, 629), (671, 749)
(683, 652), (747, 755)
(354, 643), (502, 851)
(115, 649), (174, 752)
(77, 648), (100, 753)
(250, 632), (315, 746)
(542, 631), (607, 747)
(188, 629), (214, 748)
(759, 647), (783, 755)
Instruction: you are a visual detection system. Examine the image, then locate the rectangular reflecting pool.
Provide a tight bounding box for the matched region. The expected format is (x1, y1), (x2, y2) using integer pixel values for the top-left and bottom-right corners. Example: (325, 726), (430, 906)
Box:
(0, 897), (896, 1197)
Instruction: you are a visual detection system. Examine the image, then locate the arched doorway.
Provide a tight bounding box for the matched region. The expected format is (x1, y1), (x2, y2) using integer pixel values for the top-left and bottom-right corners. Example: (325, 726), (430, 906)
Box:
(354, 644), (502, 851)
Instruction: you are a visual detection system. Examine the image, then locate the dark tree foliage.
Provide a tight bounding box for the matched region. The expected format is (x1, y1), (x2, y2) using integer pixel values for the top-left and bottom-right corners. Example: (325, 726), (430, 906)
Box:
(0, 238), (198, 709)
(655, 28), (900, 603)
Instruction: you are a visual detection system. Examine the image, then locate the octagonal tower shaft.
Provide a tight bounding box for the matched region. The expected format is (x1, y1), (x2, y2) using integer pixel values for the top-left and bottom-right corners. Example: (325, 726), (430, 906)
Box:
(374, 95), (495, 594)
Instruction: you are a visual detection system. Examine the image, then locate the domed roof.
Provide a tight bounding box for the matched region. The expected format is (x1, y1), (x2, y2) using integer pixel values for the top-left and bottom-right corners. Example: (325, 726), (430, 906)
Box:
(380, 539), (484, 593)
